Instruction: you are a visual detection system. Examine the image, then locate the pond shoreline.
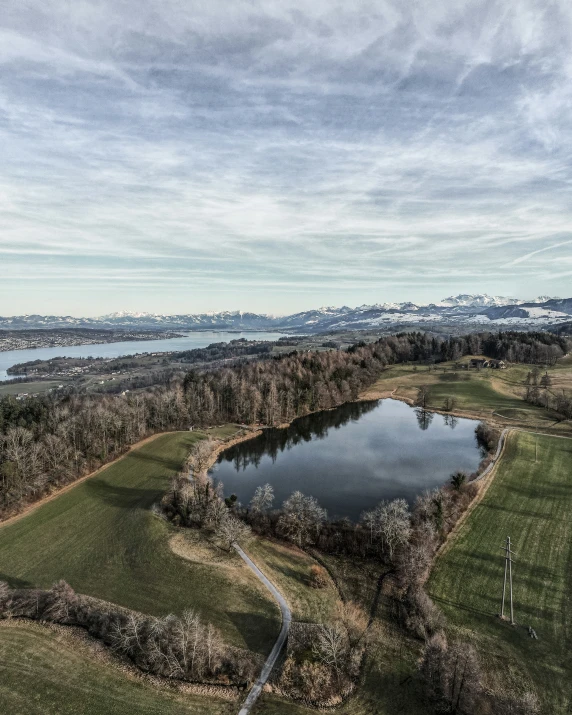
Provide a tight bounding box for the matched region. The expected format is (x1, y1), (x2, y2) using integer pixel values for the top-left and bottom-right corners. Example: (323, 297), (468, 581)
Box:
(209, 390), (484, 471)
(211, 397), (484, 521)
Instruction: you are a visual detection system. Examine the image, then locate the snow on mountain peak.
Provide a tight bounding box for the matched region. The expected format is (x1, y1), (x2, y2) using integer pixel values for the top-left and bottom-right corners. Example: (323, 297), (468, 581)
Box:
(102, 311), (160, 319)
(437, 294), (522, 308)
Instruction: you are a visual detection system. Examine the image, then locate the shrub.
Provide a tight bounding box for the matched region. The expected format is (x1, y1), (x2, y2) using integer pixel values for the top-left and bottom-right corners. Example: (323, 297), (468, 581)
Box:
(309, 565), (329, 589)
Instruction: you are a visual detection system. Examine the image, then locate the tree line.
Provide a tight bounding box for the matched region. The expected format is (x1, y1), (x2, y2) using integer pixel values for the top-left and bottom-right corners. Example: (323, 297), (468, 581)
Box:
(1, 329), (569, 517)
(0, 580), (258, 687)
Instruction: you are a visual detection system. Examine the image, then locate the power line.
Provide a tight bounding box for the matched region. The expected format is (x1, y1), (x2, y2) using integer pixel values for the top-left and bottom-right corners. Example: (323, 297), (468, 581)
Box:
(500, 536), (516, 625)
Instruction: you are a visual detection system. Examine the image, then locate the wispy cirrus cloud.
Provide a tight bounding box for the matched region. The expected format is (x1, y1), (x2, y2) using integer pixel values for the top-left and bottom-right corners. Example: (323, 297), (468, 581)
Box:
(1, 1), (572, 315)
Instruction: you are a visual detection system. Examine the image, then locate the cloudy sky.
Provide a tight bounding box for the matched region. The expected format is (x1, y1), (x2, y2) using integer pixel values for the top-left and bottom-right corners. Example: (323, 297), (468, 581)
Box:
(2, 1), (572, 316)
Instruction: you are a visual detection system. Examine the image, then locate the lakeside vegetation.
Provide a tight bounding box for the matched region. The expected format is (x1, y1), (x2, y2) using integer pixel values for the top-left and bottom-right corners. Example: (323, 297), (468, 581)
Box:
(1, 330), (571, 713)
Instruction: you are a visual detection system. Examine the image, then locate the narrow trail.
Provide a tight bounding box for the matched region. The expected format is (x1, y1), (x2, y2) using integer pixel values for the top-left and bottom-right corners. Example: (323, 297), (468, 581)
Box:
(233, 543), (291, 715)
(473, 428), (509, 482)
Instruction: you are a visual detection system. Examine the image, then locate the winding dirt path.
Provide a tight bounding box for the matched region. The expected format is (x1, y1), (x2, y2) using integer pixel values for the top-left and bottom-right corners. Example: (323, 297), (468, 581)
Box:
(233, 543), (291, 715)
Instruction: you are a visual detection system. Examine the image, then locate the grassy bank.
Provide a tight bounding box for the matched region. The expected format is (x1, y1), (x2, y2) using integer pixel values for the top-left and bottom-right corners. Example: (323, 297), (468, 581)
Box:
(0, 622), (233, 715)
(428, 431), (572, 712)
(0, 430), (280, 654)
(246, 539), (340, 624)
(365, 359), (570, 434)
(255, 554), (428, 714)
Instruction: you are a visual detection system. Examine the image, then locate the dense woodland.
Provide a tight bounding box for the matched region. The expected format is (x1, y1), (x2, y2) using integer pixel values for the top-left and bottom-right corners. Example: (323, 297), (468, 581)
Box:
(0, 330), (569, 517)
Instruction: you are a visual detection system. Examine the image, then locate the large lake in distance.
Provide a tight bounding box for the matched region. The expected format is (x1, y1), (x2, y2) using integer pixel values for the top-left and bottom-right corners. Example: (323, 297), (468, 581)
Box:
(215, 398), (483, 521)
(0, 331), (286, 380)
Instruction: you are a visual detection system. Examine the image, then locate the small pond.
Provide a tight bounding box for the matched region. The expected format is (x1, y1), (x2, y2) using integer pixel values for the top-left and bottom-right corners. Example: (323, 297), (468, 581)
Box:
(214, 398), (483, 521)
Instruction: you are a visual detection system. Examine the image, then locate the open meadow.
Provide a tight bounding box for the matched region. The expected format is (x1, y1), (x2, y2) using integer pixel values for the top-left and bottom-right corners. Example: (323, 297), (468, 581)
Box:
(0, 622), (233, 715)
(428, 431), (572, 712)
(0, 430), (280, 654)
(365, 357), (572, 435)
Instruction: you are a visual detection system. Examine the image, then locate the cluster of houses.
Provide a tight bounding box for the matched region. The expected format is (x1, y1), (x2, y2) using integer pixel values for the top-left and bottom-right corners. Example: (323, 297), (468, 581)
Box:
(468, 358), (507, 369)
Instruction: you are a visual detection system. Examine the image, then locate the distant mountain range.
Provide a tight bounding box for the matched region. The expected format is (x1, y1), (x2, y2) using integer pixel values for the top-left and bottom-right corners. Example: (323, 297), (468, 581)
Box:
(2, 295), (571, 334)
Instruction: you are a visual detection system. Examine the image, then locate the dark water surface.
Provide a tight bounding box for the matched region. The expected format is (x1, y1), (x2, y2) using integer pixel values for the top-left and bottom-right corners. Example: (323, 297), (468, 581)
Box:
(215, 399), (482, 521)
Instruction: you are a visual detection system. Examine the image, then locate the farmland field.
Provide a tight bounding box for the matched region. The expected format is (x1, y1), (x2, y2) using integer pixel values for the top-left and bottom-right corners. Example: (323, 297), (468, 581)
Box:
(0, 431), (280, 654)
(0, 622), (233, 715)
(366, 359), (571, 435)
(428, 431), (572, 712)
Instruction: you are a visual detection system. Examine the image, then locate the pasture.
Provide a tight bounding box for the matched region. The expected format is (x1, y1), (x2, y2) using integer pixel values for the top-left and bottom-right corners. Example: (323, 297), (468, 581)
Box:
(0, 622), (232, 715)
(428, 431), (572, 712)
(0, 431), (280, 654)
(367, 358), (571, 434)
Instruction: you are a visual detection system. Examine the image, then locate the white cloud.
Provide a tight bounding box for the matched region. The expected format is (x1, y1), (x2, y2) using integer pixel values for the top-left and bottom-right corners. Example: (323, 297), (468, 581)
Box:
(1, 0), (572, 314)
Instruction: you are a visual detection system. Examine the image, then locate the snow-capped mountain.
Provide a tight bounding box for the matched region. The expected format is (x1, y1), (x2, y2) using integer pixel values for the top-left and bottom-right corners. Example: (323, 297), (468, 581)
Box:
(437, 294), (522, 308)
(1, 294), (568, 333)
(436, 294), (559, 308)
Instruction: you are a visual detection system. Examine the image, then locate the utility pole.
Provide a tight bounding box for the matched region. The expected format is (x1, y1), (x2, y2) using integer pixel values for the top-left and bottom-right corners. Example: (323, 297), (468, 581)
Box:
(500, 536), (516, 625)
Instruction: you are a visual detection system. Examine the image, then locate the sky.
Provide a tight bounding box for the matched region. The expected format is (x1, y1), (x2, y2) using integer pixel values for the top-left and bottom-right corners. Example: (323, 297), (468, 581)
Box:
(2, 0), (572, 317)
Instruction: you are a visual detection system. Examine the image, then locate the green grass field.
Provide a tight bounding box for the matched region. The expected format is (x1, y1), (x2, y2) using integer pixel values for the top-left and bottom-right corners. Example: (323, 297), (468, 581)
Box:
(428, 431), (572, 712)
(247, 539), (340, 624)
(0, 380), (66, 396)
(370, 360), (569, 433)
(0, 623), (233, 715)
(0, 431), (280, 654)
(427, 375), (551, 418)
(255, 554), (428, 715)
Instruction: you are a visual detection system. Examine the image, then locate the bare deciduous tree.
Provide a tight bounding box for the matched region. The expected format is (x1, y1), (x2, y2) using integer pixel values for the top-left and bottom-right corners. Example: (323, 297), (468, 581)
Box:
(415, 385), (430, 409)
(216, 514), (252, 550)
(313, 623), (349, 680)
(188, 438), (219, 478)
(249, 483), (274, 513)
(43, 580), (76, 622)
(360, 498), (411, 560)
(277, 491), (327, 547)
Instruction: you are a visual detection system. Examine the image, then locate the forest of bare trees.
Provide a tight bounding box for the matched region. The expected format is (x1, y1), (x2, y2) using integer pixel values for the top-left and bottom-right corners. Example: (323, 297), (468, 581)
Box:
(1, 329), (569, 518)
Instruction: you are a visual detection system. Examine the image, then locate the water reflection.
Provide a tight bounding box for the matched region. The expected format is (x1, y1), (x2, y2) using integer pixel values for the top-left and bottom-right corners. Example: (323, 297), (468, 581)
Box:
(222, 400), (379, 472)
(415, 408), (434, 431)
(443, 414), (459, 429)
(215, 398), (482, 521)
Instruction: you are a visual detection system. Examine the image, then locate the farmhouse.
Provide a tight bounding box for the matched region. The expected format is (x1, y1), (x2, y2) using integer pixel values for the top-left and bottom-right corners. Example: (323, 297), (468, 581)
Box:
(469, 358), (507, 369)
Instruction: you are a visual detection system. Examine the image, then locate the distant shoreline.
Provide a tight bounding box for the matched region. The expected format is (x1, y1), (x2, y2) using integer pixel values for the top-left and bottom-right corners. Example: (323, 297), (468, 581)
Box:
(0, 328), (185, 353)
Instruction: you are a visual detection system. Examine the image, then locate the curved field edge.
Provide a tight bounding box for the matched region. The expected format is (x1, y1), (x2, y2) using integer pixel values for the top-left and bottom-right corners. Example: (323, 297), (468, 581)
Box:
(427, 431), (572, 713)
(0, 621), (233, 715)
(0, 430), (280, 655)
(364, 360), (572, 436)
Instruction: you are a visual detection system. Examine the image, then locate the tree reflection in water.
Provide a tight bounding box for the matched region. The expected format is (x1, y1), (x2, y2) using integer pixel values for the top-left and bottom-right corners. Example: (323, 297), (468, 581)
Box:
(217, 400), (380, 472)
(415, 408), (434, 431)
